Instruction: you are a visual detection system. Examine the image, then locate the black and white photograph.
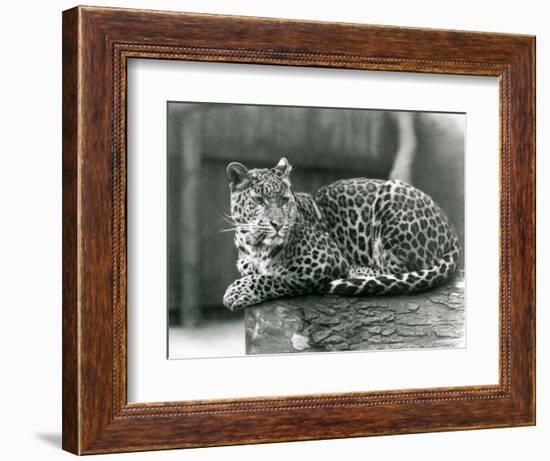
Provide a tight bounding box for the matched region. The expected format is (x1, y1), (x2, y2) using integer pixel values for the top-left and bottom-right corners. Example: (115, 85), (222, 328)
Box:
(167, 102), (465, 358)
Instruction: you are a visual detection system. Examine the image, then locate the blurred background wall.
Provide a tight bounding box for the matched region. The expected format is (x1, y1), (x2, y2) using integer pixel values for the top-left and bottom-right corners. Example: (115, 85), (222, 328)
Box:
(167, 102), (464, 338)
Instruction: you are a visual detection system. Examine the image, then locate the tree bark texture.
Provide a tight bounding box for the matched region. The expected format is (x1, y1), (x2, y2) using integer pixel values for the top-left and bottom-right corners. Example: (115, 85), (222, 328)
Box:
(245, 272), (465, 354)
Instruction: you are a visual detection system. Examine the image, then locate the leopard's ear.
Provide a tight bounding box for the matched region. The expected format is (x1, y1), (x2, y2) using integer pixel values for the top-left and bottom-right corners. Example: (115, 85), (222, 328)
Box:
(227, 162), (250, 191)
(274, 157), (292, 181)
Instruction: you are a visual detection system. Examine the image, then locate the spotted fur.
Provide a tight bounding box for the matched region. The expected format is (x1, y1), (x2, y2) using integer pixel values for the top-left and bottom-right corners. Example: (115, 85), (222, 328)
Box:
(223, 158), (460, 311)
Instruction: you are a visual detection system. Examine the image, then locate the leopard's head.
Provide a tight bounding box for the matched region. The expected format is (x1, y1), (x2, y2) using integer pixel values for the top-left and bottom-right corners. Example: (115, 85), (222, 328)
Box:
(226, 157), (298, 248)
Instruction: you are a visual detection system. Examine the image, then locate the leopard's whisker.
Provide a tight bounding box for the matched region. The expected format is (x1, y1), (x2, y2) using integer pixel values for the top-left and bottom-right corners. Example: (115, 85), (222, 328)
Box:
(218, 223), (261, 233)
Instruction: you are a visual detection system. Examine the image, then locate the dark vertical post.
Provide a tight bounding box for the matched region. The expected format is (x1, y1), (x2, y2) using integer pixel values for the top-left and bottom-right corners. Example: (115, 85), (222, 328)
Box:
(180, 113), (202, 326)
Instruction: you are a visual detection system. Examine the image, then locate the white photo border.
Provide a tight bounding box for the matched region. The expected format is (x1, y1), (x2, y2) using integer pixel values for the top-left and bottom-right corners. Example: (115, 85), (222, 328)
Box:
(127, 59), (500, 403)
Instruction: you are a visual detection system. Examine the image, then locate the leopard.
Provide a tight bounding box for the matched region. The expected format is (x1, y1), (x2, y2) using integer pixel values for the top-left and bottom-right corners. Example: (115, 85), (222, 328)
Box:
(223, 157), (460, 311)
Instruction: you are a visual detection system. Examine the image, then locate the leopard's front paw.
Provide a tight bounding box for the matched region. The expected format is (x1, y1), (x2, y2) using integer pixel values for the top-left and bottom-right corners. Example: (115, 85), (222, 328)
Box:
(223, 279), (256, 311)
(222, 290), (246, 311)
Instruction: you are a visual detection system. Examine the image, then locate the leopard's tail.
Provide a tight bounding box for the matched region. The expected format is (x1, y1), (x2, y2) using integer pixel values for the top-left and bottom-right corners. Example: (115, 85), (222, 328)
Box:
(326, 248), (460, 296)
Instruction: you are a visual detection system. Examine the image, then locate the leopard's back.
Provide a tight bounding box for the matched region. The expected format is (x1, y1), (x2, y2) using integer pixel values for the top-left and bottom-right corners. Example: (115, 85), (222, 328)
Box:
(315, 178), (383, 267)
(315, 178), (460, 295)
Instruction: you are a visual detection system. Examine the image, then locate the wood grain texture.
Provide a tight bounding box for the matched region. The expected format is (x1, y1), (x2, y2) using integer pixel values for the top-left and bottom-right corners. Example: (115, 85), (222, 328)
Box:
(62, 5), (536, 455)
(246, 273), (465, 354)
(62, 7), (79, 454)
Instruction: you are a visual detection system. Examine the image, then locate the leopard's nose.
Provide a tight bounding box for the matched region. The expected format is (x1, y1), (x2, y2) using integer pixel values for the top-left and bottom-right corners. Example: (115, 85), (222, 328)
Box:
(270, 220), (283, 231)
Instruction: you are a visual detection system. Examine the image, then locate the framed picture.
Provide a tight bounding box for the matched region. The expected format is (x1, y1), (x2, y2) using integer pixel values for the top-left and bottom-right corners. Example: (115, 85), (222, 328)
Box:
(62, 6), (535, 454)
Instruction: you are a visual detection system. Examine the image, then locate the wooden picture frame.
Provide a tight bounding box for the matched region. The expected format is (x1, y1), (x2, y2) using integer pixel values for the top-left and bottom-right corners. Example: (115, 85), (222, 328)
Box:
(62, 5), (535, 455)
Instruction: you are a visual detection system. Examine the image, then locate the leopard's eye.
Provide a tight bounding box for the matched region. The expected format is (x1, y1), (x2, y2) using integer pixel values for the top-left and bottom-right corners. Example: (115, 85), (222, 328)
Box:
(281, 195), (290, 204)
(251, 195), (264, 205)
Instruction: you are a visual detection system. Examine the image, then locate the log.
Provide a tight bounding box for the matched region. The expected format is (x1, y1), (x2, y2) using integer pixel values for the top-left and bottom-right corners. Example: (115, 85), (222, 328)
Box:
(245, 272), (465, 354)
